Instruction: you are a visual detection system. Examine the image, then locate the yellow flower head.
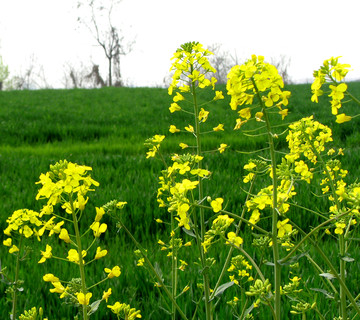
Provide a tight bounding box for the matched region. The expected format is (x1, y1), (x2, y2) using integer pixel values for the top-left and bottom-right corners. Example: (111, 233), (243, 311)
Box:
(94, 207), (105, 222)
(211, 198), (224, 213)
(213, 124), (224, 132)
(218, 144), (228, 154)
(105, 266), (121, 279)
(90, 221), (108, 238)
(95, 246), (108, 260)
(77, 292), (92, 306)
(59, 228), (71, 243)
(38, 244), (52, 263)
(102, 288), (112, 303)
(43, 273), (60, 282)
(336, 113), (352, 124)
(169, 125), (180, 133)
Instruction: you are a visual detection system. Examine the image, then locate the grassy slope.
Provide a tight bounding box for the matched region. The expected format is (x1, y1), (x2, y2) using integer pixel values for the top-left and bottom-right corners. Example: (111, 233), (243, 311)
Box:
(0, 83), (360, 319)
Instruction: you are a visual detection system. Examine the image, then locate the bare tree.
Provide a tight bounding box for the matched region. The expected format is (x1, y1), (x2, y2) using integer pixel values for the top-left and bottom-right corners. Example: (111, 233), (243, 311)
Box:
(85, 64), (106, 87)
(270, 55), (292, 85)
(63, 61), (94, 88)
(6, 55), (51, 90)
(77, 0), (134, 86)
(206, 43), (234, 84)
(0, 55), (9, 90)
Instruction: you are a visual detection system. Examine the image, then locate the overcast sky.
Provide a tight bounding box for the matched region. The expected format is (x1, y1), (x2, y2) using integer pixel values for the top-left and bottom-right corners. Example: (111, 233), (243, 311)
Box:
(0, 0), (359, 88)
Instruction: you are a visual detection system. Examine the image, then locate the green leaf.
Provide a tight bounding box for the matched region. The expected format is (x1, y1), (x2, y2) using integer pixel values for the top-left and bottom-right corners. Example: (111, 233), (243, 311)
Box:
(319, 272), (336, 280)
(182, 227), (196, 238)
(340, 254), (355, 262)
(278, 251), (308, 266)
(88, 299), (102, 316)
(310, 288), (334, 299)
(209, 281), (234, 301)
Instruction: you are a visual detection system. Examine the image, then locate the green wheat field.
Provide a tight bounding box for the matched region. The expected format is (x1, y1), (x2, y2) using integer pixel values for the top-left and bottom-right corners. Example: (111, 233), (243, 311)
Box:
(1, 83), (360, 319)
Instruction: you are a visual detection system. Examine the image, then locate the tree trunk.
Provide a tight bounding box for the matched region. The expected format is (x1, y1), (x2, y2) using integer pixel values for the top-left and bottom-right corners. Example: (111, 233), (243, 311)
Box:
(108, 57), (112, 87)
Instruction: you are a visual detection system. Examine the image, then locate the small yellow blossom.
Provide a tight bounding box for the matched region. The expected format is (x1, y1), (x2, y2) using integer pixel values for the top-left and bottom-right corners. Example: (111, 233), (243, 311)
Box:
(116, 201), (127, 209)
(213, 124), (224, 131)
(95, 207), (105, 222)
(43, 274), (60, 282)
(105, 266), (121, 278)
(38, 244), (52, 263)
(77, 292), (92, 306)
(179, 143), (188, 149)
(67, 249), (86, 264)
(335, 222), (346, 235)
(218, 143), (228, 153)
(169, 103), (181, 113)
(198, 108), (209, 122)
(9, 245), (20, 254)
(185, 124), (194, 133)
(169, 125), (180, 133)
(336, 113), (352, 123)
(213, 91), (224, 101)
(59, 228), (71, 243)
(95, 246), (108, 260)
(211, 198), (224, 213)
(3, 238), (12, 247)
(102, 288), (112, 303)
(227, 232), (244, 247)
(90, 222), (107, 238)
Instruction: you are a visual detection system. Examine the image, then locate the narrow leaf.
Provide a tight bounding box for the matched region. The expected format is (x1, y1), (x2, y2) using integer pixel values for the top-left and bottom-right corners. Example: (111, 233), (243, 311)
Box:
(182, 227), (196, 238)
(210, 281), (234, 301)
(88, 299), (102, 315)
(278, 251), (308, 265)
(319, 272), (336, 280)
(310, 288), (334, 299)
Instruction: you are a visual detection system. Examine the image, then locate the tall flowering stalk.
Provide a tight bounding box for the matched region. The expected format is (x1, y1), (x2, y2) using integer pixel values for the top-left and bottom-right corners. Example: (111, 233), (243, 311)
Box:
(311, 56), (360, 123)
(3, 209), (43, 319)
(167, 42), (225, 320)
(226, 55), (291, 319)
(145, 42), (227, 320)
(33, 160), (135, 320)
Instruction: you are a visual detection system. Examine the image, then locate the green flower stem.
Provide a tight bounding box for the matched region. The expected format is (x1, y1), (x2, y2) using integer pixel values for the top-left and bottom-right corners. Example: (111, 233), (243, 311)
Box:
(87, 277), (108, 290)
(288, 202), (328, 220)
(237, 245), (267, 283)
(171, 213), (177, 320)
(345, 90), (360, 106)
(11, 233), (23, 320)
(308, 234), (360, 316)
(305, 253), (338, 296)
(210, 178), (256, 300)
(287, 219), (360, 316)
(116, 217), (189, 320)
(69, 195), (88, 320)
(280, 211), (349, 264)
(252, 78), (281, 320)
(190, 72), (212, 320)
(306, 136), (347, 319)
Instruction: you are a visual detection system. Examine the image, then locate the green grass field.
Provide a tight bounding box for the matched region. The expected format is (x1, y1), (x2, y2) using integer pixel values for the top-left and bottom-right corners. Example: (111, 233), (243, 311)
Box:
(1, 83), (360, 319)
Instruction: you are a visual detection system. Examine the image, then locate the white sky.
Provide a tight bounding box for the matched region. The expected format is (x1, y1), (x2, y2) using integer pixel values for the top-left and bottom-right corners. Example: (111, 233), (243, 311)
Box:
(0, 0), (360, 88)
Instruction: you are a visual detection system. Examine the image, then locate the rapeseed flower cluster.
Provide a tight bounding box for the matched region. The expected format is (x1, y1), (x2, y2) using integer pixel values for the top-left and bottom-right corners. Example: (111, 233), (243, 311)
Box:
(202, 214), (236, 252)
(311, 57), (352, 123)
(227, 54), (291, 129)
(3, 209), (42, 253)
(168, 41), (217, 95)
(286, 116), (333, 164)
(30, 160), (127, 317)
(156, 153), (209, 230)
(107, 301), (142, 319)
(227, 255), (253, 286)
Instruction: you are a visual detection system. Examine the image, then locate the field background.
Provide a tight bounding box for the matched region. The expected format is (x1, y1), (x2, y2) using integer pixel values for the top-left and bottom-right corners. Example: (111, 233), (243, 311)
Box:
(1, 83), (360, 319)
